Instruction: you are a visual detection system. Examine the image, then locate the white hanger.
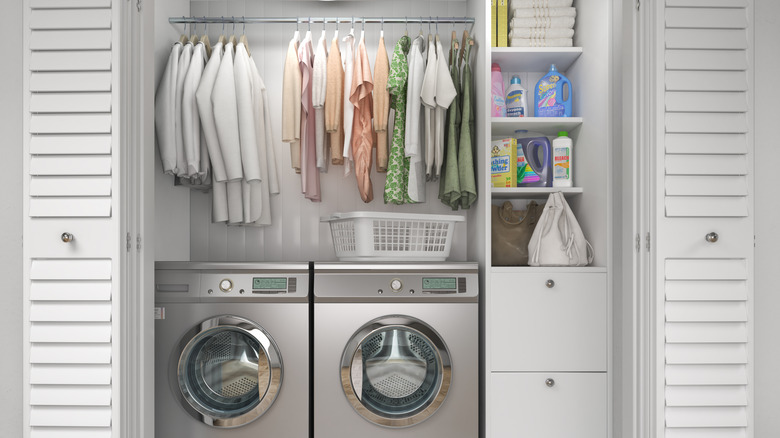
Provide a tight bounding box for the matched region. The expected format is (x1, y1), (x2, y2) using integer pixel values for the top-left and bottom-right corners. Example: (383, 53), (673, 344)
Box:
(333, 17), (339, 40)
(380, 18), (384, 39)
(293, 18), (300, 42)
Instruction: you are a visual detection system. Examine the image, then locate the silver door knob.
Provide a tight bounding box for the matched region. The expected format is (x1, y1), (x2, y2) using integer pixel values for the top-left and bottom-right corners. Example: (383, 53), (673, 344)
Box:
(705, 232), (719, 243)
(61, 232), (74, 243)
(545, 378), (555, 387)
(546, 279), (555, 288)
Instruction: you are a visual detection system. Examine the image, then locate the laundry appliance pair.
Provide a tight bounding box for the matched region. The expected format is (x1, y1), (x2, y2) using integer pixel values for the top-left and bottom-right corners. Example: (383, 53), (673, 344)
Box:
(154, 261), (478, 438)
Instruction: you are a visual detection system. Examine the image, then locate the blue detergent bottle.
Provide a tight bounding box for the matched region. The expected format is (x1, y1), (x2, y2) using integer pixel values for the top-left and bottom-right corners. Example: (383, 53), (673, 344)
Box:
(516, 130), (553, 187)
(534, 64), (572, 117)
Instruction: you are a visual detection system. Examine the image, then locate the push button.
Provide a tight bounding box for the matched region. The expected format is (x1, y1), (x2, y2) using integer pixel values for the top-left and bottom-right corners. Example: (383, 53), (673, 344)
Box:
(219, 279), (233, 293)
(390, 279), (403, 291)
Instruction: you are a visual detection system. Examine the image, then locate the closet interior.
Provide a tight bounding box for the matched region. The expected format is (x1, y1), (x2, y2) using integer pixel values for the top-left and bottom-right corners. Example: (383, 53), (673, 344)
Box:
(153, 0), (486, 265)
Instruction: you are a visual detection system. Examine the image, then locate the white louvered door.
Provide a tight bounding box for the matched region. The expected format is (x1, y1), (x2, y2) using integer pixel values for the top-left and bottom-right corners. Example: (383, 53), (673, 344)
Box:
(23, 0), (122, 437)
(654, 1), (753, 437)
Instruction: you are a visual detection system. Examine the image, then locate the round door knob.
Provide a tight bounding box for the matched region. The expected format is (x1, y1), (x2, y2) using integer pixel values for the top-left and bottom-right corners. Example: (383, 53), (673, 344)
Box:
(219, 279), (233, 292)
(546, 279), (555, 288)
(61, 232), (74, 243)
(545, 378), (555, 387)
(705, 232), (719, 243)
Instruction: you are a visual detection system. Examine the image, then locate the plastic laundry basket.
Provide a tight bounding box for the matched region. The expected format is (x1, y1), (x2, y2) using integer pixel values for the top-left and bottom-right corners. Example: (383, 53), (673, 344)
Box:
(322, 212), (465, 261)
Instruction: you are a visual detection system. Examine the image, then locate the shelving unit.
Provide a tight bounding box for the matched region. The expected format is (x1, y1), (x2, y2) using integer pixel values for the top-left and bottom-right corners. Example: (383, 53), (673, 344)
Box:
(484, 2), (613, 437)
(491, 187), (583, 199)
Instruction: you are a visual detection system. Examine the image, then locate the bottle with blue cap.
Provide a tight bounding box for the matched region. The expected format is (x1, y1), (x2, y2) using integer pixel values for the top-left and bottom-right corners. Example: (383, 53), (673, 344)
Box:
(505, 75), (527, 117)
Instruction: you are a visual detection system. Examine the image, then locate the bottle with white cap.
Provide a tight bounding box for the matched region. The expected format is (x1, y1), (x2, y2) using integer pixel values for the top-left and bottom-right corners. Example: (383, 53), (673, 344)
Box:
(553, 131), (573, 187)
(505, 75), (527, 117)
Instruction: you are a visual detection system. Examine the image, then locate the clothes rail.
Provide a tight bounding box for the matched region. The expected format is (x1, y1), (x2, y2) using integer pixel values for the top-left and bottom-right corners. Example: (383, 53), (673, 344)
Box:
(168, 16), (475, 25)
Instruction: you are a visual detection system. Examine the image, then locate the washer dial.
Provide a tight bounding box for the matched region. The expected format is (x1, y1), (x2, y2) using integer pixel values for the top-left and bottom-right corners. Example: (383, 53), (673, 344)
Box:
(390, 279), (403, 291)
(219, 278), (233, 292)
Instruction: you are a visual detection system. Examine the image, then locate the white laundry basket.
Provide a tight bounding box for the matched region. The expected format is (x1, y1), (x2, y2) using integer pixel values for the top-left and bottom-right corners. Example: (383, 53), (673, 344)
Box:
(322, 212), (465, 261)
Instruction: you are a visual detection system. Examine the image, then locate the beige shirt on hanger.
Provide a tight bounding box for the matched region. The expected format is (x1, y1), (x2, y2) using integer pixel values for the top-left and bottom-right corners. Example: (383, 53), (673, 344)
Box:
(282, 32), (302, 173)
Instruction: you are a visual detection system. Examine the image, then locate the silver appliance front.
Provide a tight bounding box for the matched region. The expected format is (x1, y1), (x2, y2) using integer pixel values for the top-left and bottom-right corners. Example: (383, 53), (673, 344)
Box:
(171, 315), (283, 428)
(340, 315), (451, 428)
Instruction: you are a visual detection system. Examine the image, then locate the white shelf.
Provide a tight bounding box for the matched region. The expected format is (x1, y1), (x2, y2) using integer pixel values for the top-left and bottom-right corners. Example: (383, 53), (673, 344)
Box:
(491, 187), (583, 199)
(491, 117), (582, 137)
(491, 266), (607, 274)
(491, 47), (583, 72)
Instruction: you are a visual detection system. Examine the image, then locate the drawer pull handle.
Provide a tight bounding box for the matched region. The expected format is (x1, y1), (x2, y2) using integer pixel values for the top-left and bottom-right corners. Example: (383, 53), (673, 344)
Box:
(546, 279), (555, 288)
(61, 232), (74, 243)
(705, 232), (719, 243)
(545, 378), (555, 387)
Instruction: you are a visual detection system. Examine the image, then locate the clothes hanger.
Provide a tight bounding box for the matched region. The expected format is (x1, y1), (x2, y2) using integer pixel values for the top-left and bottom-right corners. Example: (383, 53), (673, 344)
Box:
(321, 18), (327, 41)
(201, 18), (212, 58)
(380, 18), (384, 40)
(333, 17), (339, 40)
(359, 18), (365, 43)
(293, 18), (300, 43)
(239, 19), (250, 57)
(179, 18), (188, 44)
(218, 17), (227, 45)
(435, 17), (440, 46)
(228, 18), (237, 46)
(404, 17), (408, 37)
(460, 25), (471, 65)
(189, 19), (199, 45)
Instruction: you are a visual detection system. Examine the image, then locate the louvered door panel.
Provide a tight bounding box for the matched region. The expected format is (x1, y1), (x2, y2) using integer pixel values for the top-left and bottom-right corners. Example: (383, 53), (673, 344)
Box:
(658, 2), (753, 437)
(23, 0), (118, 435)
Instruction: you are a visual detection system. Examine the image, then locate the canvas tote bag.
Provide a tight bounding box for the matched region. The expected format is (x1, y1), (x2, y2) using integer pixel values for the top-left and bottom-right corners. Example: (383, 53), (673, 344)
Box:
(528, 192), (594, 266)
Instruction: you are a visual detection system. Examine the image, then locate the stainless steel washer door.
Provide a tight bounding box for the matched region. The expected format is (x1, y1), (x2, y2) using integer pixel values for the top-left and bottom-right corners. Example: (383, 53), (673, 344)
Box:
(172, 315), (283, 428)
(340, 315), (451, 428)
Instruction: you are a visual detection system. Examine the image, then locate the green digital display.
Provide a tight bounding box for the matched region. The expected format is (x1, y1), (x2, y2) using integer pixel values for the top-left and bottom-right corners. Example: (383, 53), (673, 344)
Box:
(423, 277), (457, 290)
(253, 278), (287, 290)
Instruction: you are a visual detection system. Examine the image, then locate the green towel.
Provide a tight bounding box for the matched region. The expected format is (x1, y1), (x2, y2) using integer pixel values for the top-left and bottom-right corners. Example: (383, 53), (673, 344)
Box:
(439, 37), (462, 210)
(384, 36), (413, 205)
(458, 39), (477, 209)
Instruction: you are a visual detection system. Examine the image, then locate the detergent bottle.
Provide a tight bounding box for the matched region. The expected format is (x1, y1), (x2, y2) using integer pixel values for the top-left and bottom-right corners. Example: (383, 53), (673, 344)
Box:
(516, 130), (553, 187)
(491, 63), (507, 117)
(505, 75), (527, 117)
(534, 64), (572, 117)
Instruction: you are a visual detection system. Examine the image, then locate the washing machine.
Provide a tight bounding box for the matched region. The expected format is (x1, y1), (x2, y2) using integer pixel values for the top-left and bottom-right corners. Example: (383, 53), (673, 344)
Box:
(313, 262), (478, 438)
(155, 262), (310, 437)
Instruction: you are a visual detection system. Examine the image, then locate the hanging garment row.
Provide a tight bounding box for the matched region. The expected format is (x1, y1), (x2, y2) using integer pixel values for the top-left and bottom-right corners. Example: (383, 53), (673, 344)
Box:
(282, 22), (477, 209)
(155, 25), (280, 226)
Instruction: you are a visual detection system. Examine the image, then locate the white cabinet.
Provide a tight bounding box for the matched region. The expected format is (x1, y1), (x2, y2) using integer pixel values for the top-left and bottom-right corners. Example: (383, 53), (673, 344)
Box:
(491, 372), (607, 438)
(491, 271), (607, 372)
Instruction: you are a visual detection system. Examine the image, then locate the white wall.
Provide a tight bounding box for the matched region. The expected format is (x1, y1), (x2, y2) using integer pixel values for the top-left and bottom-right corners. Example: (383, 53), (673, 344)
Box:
(0, 1), (23, 436)
(754, 0), (780, 435)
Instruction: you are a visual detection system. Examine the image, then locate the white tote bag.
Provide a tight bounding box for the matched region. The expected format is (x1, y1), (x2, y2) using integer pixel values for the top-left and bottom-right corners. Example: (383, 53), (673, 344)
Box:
(528, 192), (594, 266)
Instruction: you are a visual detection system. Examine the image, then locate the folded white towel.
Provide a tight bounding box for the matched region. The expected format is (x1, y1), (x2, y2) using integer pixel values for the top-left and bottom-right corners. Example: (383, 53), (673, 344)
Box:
(511, 16), (575, 28)
(513, 7), (576, 18)
(512, 0), (573, 7)
(510, 37), (573, 47)
(509, 27), (574, 39)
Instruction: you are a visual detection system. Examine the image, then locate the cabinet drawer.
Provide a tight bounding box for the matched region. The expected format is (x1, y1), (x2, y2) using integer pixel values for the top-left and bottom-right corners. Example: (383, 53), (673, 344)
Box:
(491, 372), (607, 438)
(491, 272), (607, 371)
(27, 218), (114, 258)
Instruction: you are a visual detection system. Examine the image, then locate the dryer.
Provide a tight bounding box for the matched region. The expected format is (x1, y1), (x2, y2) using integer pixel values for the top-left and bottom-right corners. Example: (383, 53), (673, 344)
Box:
(313, 263), (478, 438)
(155, 262), (309, 437)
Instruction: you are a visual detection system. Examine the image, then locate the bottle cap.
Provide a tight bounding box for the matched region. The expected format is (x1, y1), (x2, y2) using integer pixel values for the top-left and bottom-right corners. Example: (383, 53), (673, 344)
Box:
(558, 131), (568, 137)
(550, 64), (558, 71)
(510, 75), (521, 85)
(492, 63), (501, 72)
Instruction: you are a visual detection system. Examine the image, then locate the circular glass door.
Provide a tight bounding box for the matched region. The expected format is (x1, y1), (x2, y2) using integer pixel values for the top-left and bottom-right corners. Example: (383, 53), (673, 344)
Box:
(340, 315), (451, 428)
(171, 315), (283, 428)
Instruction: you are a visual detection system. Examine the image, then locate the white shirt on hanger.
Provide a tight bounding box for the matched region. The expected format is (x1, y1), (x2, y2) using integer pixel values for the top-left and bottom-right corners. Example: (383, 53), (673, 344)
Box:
(405, 35), (427, 203)
(313, 30), (329, 173)
(175, 42), (193, 177)
(420, 35), (437, 180)
(234, 41), (263, 224)
(195, 41), (228, 223)
(182, 42), (205, 177)
(211, 41), (244, 223)
(154, 42), (181, 175)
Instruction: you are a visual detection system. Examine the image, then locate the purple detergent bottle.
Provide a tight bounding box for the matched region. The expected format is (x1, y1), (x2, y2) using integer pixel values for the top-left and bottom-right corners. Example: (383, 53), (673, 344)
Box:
(516, 130), (553, 187)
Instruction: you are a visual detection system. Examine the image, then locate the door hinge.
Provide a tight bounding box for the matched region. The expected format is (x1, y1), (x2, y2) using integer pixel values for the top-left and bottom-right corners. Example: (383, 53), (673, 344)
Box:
(136, 234), (142, 251)
(137, 0), (142, 12)
(635, 233), (641, 253)
(636, 0), (640, 11)
(646, 232), (651, 252)
(126, 232), (132, 252)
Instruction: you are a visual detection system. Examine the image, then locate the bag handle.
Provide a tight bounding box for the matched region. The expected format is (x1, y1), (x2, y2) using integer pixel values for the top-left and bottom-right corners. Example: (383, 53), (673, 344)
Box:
(498, 201), (539, 226)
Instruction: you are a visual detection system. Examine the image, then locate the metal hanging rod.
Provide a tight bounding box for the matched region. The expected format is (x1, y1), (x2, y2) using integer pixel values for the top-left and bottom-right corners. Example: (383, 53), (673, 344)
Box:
(168, 16), (475, 25)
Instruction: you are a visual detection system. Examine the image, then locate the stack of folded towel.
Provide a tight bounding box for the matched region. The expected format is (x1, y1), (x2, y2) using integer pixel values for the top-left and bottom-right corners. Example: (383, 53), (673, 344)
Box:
(509, 0), (576, 47)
